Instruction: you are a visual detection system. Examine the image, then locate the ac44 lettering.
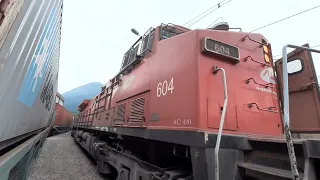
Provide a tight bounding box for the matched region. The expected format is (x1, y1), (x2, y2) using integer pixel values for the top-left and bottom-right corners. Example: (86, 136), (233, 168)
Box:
(173, 119), (192, 126)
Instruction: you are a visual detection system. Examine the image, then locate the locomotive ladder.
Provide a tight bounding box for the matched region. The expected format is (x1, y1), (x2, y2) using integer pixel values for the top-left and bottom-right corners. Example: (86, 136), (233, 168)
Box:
(212, 66), (228, 180)
(281, 44), (320, 180)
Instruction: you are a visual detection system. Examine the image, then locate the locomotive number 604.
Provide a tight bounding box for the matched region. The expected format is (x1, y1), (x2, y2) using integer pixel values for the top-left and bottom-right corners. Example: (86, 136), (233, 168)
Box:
(157, 77), (174, 97)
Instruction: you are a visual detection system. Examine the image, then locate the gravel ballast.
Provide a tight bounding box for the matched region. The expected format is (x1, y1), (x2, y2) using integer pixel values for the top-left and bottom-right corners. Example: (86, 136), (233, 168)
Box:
(27, 132), (110, 180)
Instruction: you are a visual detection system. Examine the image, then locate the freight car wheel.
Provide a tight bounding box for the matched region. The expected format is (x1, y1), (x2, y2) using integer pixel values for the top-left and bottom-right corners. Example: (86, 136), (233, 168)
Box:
(117, 168), (130, 180)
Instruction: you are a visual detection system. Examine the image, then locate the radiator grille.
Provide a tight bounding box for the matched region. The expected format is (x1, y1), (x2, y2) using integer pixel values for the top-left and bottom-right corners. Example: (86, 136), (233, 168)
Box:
(129, 97), (145, 123)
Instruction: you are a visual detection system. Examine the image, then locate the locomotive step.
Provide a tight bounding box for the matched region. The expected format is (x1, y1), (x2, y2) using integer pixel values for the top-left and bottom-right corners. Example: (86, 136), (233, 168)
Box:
(237, 162), (304, 179)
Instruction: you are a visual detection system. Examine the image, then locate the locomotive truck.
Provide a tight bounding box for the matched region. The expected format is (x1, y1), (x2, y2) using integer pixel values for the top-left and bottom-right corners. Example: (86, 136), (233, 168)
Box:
(0, 0), (63, 179)
(71, 22), (320, 180)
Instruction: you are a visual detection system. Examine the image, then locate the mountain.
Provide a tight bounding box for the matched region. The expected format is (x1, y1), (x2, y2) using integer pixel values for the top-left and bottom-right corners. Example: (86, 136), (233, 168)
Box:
(62, 82), (103, 115)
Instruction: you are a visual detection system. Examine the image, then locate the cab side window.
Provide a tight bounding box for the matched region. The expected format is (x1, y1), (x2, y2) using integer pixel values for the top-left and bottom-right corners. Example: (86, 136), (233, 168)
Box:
(287, 59), (303, 75)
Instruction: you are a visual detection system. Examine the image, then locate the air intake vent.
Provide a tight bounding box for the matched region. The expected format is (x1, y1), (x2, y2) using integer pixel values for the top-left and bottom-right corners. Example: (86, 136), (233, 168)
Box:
(114, 103), (126, 125)
(129, 97), (145, 124)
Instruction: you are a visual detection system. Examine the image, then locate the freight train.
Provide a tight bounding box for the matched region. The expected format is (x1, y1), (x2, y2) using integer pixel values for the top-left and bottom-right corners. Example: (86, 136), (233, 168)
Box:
(49, 92), (73, 136)
(0, 0), (63, 179)
(71, 22), (320, 180)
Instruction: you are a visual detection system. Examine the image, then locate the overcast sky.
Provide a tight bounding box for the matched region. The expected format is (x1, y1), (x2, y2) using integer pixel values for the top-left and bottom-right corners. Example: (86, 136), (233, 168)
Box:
(58, 0), (320, 93)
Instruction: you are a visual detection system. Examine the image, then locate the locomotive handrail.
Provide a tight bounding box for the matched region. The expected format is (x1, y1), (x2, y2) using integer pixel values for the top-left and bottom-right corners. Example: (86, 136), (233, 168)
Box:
(212, 66), (228, 180)
(247, 102), (278, 112)
(241, 35), (267, 47)
(282, 44), (320, 180)
(245, 77), (274, 88)
(243, 55), (270, 67)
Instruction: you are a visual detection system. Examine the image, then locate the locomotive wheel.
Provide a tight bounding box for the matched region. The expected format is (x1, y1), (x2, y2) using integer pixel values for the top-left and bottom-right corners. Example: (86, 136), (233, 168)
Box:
(118, 168), (130, 180)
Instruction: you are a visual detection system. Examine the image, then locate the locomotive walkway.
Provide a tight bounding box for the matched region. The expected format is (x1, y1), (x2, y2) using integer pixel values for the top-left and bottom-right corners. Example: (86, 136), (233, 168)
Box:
(27, 132), (110, 180)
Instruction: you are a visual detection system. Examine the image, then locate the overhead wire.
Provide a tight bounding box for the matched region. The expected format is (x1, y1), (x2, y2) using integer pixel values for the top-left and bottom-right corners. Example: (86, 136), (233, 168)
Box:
(207, 17), (224, 28)
(312, 45), (320, 48)
(183, 0), (233, 28)
(182, 1), (320, 58)
(250, 4), (320, 33)
(187, 0), (232, 28)
(247, 4), (320, 58)
(182, 0), (228, 27)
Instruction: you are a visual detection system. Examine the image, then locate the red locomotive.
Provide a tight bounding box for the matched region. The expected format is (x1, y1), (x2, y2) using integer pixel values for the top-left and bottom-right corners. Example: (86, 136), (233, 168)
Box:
(50, 92), (73, 136)
(71, 22), (320, 180)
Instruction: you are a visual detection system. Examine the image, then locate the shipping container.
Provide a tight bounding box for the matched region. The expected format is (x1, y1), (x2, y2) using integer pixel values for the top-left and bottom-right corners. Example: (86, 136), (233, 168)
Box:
(0, 0), (63, 179)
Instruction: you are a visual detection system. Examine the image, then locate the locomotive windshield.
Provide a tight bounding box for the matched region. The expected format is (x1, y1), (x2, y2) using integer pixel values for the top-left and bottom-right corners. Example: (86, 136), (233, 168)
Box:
(159, 23), (190, 40)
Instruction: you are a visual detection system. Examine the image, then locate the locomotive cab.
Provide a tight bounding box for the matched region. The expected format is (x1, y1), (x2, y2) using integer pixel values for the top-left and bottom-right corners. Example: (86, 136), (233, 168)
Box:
(275, 45), (320, 133)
